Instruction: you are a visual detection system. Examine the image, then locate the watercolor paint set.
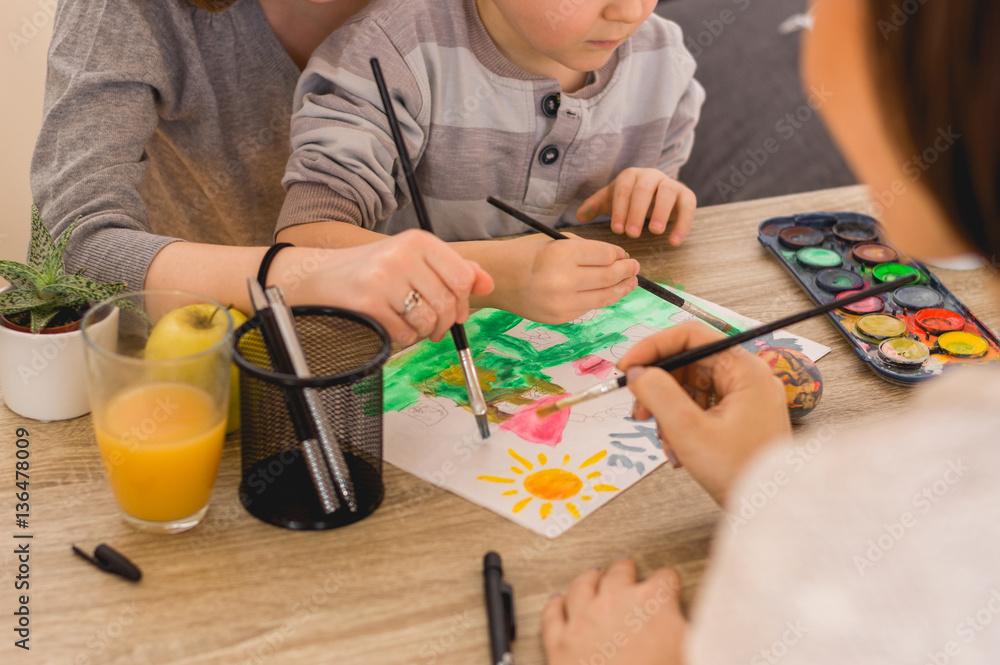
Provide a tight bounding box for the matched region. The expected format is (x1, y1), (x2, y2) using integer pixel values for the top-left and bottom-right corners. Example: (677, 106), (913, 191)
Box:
(758, 211), (1000, 385)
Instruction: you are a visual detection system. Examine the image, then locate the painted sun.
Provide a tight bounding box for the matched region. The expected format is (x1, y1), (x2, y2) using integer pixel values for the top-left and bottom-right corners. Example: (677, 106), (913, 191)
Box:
(478, 449), (619, 520)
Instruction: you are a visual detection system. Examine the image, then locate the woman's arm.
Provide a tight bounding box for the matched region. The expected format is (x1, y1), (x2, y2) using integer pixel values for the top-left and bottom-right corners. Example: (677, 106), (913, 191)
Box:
(277, 220), (640, 324)
(31, 0), (179, 291)
(147, 231), (493, 346)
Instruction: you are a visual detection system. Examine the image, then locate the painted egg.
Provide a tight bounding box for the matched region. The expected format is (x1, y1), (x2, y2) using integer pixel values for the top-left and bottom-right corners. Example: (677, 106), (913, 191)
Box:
(755, 347), (824, 419)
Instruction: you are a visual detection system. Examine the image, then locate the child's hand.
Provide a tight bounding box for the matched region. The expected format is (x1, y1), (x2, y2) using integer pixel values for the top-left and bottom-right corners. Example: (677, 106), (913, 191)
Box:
(618, 322), (791, 505)
(577, 168), (697, 244)
(278, 229), (494, 346)
(543, 560), (687, 665)
(486, 233), (640, 323)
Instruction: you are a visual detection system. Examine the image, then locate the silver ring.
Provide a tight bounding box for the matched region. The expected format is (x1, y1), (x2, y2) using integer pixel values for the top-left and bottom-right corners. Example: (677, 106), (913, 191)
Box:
(401, 289), (422, 316)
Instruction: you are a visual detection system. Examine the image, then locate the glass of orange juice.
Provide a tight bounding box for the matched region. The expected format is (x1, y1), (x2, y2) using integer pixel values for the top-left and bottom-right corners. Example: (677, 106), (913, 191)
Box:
(81, 290), (234, 534)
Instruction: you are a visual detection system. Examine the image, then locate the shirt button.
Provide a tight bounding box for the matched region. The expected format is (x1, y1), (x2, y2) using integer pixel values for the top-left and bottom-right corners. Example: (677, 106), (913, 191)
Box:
(541, 93), (560, 117)
(539, 145), (560, 165)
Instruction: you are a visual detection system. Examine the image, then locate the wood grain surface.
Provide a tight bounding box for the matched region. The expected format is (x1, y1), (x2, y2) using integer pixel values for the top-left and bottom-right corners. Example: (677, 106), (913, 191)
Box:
(1, 185), (997, 664)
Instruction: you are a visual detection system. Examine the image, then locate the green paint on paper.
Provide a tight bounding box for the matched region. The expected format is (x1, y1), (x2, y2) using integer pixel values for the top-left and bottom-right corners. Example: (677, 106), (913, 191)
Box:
(383, 285), (744, 417)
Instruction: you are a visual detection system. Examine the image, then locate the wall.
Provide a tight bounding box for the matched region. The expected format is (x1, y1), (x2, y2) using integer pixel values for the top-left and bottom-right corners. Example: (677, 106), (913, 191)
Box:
(0, 0), (56, 280)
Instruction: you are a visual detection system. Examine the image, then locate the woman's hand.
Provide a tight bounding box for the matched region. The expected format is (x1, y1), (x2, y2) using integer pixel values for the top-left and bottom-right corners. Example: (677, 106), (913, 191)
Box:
(481, 233), (639, 324)
(577, 168), (697, 244)
(543, 560), (687, 665)
(274, 229), (493, 346)
(618, 322), (791, 504)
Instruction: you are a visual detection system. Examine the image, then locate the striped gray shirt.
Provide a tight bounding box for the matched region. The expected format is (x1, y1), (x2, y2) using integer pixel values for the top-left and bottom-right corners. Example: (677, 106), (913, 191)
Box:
(279, 0), (704, 240)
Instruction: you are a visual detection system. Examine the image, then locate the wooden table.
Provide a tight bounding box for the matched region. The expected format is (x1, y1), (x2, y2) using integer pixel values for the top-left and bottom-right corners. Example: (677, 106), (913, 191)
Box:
(2, 186), (998, 664)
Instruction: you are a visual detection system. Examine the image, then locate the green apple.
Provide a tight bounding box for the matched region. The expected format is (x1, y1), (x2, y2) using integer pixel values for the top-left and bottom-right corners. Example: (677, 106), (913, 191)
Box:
(145, 304), (248, 433)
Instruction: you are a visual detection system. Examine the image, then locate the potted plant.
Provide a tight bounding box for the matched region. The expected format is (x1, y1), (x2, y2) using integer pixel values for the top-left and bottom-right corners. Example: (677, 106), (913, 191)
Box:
(0, 206), (127, 420)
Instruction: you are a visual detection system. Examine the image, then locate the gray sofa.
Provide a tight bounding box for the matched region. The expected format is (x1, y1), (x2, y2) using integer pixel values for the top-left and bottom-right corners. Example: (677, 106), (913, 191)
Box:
(656, 0), (855, 206)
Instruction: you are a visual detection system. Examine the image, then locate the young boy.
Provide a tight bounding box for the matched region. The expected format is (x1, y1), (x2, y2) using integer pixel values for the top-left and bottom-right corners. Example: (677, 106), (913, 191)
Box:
(276, 0), (704, 324)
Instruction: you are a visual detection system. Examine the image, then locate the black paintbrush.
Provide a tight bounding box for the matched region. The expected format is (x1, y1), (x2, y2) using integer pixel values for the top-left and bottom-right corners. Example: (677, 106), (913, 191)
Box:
(370, 57), (491, 440)
(536, 273), (919, 417)
(486, 196), (736, 335)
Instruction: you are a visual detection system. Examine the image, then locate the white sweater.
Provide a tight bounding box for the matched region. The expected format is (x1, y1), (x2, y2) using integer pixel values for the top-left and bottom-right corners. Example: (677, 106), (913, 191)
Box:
(688, 367), (1000, 664)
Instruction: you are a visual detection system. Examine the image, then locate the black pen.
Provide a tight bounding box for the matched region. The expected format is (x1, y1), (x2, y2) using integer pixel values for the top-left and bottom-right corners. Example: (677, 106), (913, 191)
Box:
(483, 552), (515, 665)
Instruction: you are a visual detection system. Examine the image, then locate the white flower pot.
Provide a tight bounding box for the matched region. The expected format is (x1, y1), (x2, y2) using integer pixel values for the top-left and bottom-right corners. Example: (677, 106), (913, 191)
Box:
(0, 306), (119, 421)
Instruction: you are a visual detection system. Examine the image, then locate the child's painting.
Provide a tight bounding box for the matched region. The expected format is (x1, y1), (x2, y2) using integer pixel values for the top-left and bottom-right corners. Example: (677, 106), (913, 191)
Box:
(383, 286), (829, 537)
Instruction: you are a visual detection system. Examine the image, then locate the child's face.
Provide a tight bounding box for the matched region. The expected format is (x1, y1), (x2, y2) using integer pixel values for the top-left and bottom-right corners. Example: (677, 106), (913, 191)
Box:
(803, 0), (972, 260)
(479, 0), (657, 77)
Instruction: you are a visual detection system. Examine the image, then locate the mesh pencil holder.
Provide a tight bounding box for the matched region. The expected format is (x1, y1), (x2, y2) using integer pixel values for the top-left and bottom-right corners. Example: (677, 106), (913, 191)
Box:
(232, 306), (391, 530)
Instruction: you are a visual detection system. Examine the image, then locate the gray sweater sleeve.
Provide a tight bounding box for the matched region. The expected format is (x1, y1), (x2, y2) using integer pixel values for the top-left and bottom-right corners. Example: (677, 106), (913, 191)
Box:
(30, 0), (182, 291)
(277, 14), (425, 234)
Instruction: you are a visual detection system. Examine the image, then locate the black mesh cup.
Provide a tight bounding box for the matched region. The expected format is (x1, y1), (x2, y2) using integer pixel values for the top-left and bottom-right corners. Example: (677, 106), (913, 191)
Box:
(232, 306), (391, 530)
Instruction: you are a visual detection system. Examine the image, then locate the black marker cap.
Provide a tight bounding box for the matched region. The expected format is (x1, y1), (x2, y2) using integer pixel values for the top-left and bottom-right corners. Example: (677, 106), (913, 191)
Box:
(72, 544), (142, 582)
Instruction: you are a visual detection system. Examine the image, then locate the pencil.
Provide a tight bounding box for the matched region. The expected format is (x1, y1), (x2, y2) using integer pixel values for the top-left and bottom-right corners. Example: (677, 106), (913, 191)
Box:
(370, 57), (491, 440)
(536, 273), (919, 418)
(486, 196), (737, 335)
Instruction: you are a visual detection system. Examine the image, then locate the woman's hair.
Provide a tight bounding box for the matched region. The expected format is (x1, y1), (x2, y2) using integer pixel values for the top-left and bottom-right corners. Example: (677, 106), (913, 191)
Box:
(867, 0), (1000, 259)
(185, 0), (238, 11)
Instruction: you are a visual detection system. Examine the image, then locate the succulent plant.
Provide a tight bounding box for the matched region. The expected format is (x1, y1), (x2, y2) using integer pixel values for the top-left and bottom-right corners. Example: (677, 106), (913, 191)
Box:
(0, 206), (128, 333)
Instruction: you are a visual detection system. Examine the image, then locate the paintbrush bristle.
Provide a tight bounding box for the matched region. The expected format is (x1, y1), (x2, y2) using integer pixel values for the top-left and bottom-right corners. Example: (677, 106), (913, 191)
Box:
(476, 414), (491, 439)
(536, 376), (623, 419)
(535, 403), (559, 419)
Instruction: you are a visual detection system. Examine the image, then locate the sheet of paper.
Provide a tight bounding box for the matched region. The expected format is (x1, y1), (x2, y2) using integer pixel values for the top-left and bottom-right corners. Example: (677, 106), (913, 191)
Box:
(382, 286), (829, 537)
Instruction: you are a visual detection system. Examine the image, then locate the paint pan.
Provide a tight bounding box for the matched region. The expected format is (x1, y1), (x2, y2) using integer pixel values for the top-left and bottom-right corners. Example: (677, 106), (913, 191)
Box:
(833, 219), (879, 243)
(761, 222), (783, 237)
(796, 247), (842, 269)
(854, 313), (907, 341)
(892, 285), (944, 310)
(816, 268), (864, 294)
(878, 337), (930, 368)
(914, 308), (965, 335)
(938, 331), (989, 358)
(758, 212), (1000, 385)
(836, 291), (884, 315)
(851, 243), (898, 266)
(779, 226), (825, 249)
(872, 262), (924, 283)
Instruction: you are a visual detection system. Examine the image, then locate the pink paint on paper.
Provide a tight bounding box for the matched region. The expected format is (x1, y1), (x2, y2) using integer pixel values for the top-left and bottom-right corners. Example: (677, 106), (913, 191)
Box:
(571, 355), (614, 380)
(500, 394), (571, 447)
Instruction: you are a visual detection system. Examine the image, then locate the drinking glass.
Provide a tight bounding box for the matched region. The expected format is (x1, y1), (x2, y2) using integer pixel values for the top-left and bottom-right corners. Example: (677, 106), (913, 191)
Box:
(81, 290), (233, 533)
